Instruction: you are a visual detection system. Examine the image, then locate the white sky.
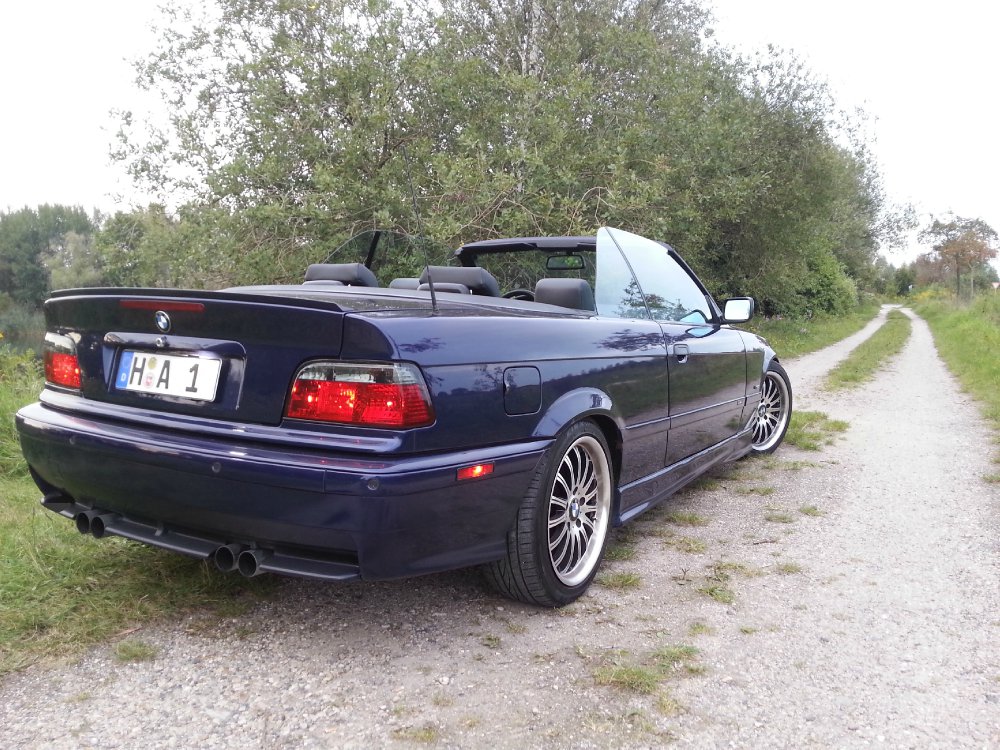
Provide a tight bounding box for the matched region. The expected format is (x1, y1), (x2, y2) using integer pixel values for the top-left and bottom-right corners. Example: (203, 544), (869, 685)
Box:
(1, 0), (997, 266)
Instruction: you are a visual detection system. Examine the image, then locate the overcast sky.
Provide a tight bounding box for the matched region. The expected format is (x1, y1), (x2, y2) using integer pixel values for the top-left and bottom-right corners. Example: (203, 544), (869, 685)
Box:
(1, 0), (996, 265)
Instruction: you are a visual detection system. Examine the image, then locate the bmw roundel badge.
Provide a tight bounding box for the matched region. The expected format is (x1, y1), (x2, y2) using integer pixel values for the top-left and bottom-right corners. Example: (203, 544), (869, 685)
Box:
(154, 310), (171, 333)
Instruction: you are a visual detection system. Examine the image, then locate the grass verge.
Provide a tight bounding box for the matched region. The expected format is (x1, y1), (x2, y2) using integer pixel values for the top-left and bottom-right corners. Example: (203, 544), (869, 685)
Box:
(0, 345), (277, 676)
(825, 309), (911, 389)
(745, 300), (881, 358)
(784, 411), (849, 450)
(917, 296), (1000, 462)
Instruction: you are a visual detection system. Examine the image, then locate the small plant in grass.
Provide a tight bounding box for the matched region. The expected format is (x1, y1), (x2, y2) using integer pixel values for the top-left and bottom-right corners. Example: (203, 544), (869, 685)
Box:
(698, 585), (734, 605)
(785, 411), (849, 451)
(764, 511), (796, 524)
(392, 725), (440, 743)
(604, 539), (638, 562)
(775, 562), (803, 575)
(597, 571), (642, 591)
(663, 511), (709, 527)
(688, 621), (714, 636)
(712, 561), (762, 578)
(663, 534), (706, 554)
(737, 486), (776, 496)
(501, 619), (527, 635)
(688, 475), (721, 491)
(780, 460), (820, 471)
(594, 664), (661, 694)
(656, 691), (684, 716)
(113, 639), (158, 663)
(595, 645), (704, 696)
(799, 505), (824, 517)
(654, 644), (699, 670)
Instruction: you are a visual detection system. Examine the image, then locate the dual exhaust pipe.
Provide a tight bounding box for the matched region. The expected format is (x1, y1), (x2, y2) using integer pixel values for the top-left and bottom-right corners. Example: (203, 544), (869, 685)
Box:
(74, 510), (118, 539)
(212, 543), (270, 578)
(74, 510), (268, 578)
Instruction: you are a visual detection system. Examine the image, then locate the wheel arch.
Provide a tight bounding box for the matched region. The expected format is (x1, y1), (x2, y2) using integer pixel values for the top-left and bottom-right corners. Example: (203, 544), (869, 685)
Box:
(531, 387), (624, 514)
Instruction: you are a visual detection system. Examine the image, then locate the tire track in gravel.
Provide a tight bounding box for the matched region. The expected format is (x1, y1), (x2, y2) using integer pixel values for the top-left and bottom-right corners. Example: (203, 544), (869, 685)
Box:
(1, 307), (997, 749)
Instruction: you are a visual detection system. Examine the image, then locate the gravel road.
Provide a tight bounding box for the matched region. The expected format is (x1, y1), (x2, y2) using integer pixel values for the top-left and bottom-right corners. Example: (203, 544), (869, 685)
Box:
(2, 306), (998, 749)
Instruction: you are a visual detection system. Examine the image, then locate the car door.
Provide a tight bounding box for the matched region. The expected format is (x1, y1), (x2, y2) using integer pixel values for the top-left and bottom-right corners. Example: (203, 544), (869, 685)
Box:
(599, 228), (748, 466)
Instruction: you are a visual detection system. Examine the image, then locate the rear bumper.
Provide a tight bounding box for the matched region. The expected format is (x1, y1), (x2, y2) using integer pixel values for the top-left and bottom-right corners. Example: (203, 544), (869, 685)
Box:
(15, 402), (549, 581)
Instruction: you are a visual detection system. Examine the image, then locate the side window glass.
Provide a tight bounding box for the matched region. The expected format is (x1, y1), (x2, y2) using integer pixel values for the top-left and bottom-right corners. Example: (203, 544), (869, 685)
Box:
(599, 228), (712, 323)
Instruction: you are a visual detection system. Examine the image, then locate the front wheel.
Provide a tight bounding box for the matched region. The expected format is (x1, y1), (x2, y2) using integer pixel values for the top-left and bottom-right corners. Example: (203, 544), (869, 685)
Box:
(750, 360), (792, 455)
(484, 421), (613, 607)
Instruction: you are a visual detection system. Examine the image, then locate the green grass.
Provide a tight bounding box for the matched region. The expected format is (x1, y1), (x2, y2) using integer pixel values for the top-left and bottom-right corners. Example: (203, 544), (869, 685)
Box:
(785, 410), (849, 450)
(597, 571), (642, 591)
(697, 585), (735, 605)
(918, 296), (1000, 468)
(665, 535), (706, 554)
(0, 481), (278, 675)
(825, 309), (912, 389)
(799, 505), (824, 517)
(114, 639), (159, 662)
(594, 663), (662, 694)
(745, 300), (880, 358)
(764, 511), (796, 524)
(595, 644), (702, 696)
(663, 511), (709, 527)
(775, 562), (803, 575)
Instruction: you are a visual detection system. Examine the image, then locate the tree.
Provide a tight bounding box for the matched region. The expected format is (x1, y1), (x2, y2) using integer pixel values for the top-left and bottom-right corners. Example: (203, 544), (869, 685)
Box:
(0, 205), (95, 307)
(918, 216), (998, 297)
(110, 0), (897, 311)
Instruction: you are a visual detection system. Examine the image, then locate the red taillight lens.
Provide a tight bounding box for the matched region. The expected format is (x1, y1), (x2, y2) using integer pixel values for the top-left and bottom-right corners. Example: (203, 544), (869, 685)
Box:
(43, 333), (82, 389)
(45, 352), (82, 389)
(457, 463), (494, 481)
(286, 362), (434, 428)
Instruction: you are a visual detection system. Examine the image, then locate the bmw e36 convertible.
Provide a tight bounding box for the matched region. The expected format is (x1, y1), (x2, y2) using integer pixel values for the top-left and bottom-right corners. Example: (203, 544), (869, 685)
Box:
(15, 227), (791, 606)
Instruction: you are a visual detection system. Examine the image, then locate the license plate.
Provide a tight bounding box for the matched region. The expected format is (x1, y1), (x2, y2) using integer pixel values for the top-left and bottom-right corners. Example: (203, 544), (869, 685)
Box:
(115, 350), (222, 402)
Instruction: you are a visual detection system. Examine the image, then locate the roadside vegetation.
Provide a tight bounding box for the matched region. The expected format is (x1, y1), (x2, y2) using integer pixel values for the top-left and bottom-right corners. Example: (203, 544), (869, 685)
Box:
(746, 299), (880, 358)
(825, 309), (912, 389)
(0, 342), (274, 677)
(917, 294), (1000, 468)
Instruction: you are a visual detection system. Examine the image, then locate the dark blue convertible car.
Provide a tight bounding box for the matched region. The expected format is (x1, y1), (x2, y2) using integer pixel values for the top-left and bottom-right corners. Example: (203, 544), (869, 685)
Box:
(16, 227), (791, 606)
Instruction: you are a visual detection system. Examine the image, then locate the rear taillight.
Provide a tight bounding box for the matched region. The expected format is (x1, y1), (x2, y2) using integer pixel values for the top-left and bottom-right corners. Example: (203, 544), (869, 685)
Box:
(286, 362), (435, 428)
(43, 332), (82, 390)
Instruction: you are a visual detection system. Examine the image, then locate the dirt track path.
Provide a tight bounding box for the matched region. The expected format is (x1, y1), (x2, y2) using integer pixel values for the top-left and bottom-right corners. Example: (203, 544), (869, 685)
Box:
(1, 307), (998, 748)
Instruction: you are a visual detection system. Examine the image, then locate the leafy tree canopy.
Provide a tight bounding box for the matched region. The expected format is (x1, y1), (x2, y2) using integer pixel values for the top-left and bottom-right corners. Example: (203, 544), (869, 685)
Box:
(110, 0), (908, 314)
(0, 205), (96, 308)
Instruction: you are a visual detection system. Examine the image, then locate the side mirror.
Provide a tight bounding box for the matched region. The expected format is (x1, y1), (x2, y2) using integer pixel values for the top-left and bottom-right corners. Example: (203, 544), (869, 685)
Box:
(722, 297), (754, 324)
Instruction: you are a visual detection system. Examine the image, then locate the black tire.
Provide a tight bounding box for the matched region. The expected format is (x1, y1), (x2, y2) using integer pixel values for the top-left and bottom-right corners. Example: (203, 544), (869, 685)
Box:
(484, 421), (613, 607)
(750, 360), (792, 455)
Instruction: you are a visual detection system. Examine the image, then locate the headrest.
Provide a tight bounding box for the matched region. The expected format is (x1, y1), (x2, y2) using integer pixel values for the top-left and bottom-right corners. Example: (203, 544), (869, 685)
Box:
(304, 262), (379, 287)
(418, 282), (471, 294)
(419, 266), (500, 296)
(389, 278), (421, 289)
(534, 278), (596, 311)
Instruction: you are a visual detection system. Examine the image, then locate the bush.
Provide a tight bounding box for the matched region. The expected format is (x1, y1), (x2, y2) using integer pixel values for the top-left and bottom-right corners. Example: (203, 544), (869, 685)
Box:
(0, 302), (45, 356)
(0, 342), (42, 478)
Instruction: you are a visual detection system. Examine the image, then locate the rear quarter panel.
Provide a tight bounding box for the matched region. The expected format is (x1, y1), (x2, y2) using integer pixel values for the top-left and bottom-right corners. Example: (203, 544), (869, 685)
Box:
(348, 312), (669, 484)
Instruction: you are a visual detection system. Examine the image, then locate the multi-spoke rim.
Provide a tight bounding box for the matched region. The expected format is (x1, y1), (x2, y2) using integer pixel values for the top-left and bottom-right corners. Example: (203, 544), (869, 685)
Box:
(547, 435), (612, 586)
(752, 369), (790, 451)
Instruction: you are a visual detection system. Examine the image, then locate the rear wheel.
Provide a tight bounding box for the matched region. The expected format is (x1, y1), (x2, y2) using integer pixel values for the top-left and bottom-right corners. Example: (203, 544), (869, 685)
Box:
(484, 421), (613, 607)
(750, 361), (792, 454)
